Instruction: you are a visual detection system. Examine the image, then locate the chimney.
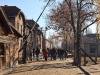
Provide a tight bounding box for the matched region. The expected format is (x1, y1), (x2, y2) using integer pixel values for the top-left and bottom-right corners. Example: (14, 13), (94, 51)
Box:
(5, 5), (8, 7)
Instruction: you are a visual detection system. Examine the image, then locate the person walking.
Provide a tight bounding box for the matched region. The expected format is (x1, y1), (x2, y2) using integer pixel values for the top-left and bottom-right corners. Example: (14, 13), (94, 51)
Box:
(52, 47), (57, 60)
(33, 48), (35, 60)
(50, 48), (53, 60)
(43, 49), (48, 61)
(42, 48), (45, 58)
(35, 47), (40, 61)
(60, 49), (64, 60)
(64, 49), (68, 59)
(57, 48), (60, 58)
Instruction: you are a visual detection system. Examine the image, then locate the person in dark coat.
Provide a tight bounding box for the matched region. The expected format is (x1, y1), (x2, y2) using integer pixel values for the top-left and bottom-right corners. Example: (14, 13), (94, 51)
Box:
(64, 49), (68, 59)
(35, 47), (40, 61)
(33, 48), (35, 59)
(50, 48), (53, 60)
(60, 49), (64, 60)
(57, 48), (60, 58)
(52, 47), (57, 60)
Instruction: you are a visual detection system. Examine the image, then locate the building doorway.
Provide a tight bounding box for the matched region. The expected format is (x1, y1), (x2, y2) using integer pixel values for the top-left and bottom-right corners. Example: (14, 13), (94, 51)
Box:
(0, 43), (5, 69)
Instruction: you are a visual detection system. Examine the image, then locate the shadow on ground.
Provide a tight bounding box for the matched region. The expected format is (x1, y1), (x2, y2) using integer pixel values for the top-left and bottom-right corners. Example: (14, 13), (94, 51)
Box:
(4, 62), (77, 75)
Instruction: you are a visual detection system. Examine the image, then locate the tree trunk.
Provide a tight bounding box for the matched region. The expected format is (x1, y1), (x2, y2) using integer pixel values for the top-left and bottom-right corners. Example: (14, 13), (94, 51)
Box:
(22, 41), (27, 64)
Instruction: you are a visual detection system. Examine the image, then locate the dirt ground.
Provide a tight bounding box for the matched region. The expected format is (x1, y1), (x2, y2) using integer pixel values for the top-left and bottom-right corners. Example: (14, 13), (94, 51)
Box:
(1, 55), (100, 75)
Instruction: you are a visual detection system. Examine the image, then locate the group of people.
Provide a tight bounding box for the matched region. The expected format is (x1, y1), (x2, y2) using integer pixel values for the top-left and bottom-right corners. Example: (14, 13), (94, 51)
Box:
(27, 47), (40, 61)
(42, 47), (68, 61)
(27, 47), (68, 62)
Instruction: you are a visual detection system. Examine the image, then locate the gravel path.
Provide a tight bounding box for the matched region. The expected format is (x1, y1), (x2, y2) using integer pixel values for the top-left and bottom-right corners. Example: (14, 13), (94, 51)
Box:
(2, 56), (100, 75)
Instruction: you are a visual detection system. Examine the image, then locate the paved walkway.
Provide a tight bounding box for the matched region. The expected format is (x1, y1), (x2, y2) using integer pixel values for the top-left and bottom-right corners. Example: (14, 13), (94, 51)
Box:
(1, 55), (100, 75)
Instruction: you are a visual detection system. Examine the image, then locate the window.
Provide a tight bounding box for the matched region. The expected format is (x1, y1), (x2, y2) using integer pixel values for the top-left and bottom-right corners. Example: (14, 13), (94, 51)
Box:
(20, 40), (23, 48)
(17, 22), (19, 31)
(19, 14), (21, 20)
(21, 25), (23, 34)
(90, 45), (96, 53)
(0, 43), (4, 55)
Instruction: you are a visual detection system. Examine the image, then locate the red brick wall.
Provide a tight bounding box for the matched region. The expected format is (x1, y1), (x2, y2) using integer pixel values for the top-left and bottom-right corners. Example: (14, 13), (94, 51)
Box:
(5, 38), (19, 68)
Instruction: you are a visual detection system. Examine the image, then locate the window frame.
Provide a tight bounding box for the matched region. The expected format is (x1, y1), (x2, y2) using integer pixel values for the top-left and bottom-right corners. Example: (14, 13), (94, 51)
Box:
(90, 45), (96, 53)
(0, 43), (4, 55)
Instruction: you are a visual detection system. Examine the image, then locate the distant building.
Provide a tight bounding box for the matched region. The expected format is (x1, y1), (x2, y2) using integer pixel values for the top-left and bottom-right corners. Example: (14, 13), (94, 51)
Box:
(26, 19), (43, 52)
(45, 39), (53, 49)
(81, 34), (100, 56)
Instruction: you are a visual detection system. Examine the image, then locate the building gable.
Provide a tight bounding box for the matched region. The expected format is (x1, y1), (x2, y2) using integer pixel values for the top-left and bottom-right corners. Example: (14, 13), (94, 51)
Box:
(82, 34), (98, 43)
(0, 6), (13, 35)
(26, 19), (39, 28)
(1, 5), (20, 17)
(1, 5), (26, 37)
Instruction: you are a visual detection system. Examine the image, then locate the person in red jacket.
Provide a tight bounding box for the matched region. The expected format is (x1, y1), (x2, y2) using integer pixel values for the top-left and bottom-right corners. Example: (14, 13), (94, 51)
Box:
(43, 49), (48, 61)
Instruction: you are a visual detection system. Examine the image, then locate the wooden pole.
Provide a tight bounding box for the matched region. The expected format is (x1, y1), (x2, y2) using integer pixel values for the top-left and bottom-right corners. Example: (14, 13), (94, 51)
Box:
(80, 47), (97, 64)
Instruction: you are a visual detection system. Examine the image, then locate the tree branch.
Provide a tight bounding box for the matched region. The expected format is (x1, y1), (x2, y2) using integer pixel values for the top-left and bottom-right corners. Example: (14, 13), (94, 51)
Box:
(81, 18), (98, 32)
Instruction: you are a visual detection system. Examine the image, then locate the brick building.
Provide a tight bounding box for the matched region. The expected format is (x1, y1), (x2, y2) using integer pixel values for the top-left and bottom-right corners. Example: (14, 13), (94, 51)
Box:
(26, 20), (43, 52)
(0, 5), (26, 69)
(0, 6), (23, 69)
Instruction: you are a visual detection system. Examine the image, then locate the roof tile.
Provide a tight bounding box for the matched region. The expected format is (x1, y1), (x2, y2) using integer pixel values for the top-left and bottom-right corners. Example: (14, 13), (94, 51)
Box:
(82, 34), (99, 43)
(26, 20), (39, 27)
(1, 6), (20, 17)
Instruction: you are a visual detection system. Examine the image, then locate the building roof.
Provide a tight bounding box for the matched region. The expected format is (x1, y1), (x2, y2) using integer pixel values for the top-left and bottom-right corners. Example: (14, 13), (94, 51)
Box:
(9, 23), (22, 37)
(26, 24), (31, 29)
(26, 19), (43, 36)
(0, 6), (22, 37)
(26, 19), (39, 27)
(82, 34), (99, 43)
(86, 34), (96, 38)
(1, 5), (26, 26)
(1, 5), (20, 17)
(0, 6), (13, 34)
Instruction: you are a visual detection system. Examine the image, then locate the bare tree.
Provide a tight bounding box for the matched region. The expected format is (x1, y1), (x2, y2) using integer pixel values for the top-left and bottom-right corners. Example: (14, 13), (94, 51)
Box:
(45, 0), (98, 66)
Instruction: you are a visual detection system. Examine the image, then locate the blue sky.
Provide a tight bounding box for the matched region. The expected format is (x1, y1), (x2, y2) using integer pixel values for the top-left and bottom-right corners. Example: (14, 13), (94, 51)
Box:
(0, 0), (54, 38)
(0, 0), (48, 27)
(0, 0), (96, 37)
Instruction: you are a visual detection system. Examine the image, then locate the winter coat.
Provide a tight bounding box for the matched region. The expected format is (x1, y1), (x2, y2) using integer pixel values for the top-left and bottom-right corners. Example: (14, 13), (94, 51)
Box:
(43, 50), (48, 57)
(35, 48), (40, 55)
